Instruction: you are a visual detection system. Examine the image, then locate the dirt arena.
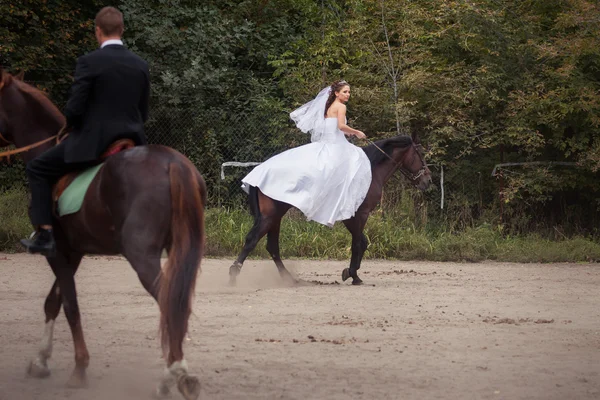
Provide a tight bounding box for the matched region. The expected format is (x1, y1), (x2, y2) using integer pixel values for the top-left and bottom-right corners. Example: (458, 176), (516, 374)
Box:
(0, 254), (598, 400)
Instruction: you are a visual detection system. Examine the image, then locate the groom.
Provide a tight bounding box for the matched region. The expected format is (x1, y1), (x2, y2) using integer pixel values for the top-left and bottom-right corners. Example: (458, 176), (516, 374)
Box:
(21, 6), (150, 256)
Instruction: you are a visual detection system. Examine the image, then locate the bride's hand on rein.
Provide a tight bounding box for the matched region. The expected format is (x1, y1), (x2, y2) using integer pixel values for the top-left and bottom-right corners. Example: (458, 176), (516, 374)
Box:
(355, 131), (366, 139)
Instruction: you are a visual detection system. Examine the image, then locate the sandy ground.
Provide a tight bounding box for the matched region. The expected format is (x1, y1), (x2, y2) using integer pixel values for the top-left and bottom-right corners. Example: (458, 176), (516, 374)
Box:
(0, 253), (598, 400)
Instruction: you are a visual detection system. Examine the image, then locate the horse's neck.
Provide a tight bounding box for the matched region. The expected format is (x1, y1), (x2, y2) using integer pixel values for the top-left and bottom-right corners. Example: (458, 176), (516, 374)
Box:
(9, 132), (53, 164)
(9, 114), (62, 163)
(9, 84), (64, 160)
(375, 153), (403, 184)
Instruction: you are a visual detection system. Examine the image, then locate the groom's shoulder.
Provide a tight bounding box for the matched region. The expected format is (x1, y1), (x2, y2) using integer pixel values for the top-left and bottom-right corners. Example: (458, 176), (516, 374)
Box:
(124, 48), (149, 68)
(82, 46), (147, 69)
(79, 48), (102, 61)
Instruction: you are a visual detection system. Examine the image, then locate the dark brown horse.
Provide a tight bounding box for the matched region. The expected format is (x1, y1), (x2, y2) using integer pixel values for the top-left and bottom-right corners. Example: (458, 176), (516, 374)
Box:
(229, 135), (432, 286)
(0, 68), (205, 400)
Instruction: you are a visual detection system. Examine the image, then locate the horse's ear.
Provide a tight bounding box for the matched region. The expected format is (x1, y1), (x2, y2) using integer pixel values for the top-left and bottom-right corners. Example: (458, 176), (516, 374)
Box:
(15, 70), (25, 81)
(0, 68), (7, 91)
(411, 131), (421, 145)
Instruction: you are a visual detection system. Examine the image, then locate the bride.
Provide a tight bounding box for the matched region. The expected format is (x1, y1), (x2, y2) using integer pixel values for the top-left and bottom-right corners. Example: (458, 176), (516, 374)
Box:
(241, 80), (372, 227)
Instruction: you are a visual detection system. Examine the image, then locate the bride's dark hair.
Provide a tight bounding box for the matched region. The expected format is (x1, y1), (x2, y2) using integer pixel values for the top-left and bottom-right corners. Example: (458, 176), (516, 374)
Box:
(324, 80), (349, 117)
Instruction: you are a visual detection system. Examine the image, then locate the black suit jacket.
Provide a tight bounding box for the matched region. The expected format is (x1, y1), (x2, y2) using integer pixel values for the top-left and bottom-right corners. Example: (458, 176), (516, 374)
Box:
(63, 44), (150, 163)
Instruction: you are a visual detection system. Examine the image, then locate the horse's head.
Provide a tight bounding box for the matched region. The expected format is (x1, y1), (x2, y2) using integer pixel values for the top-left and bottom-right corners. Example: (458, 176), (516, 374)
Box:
(364, 135), (432, 191)
(0, 67), (64, 160)
(398, 142), (432, 191)
(0, 67), (17, 146)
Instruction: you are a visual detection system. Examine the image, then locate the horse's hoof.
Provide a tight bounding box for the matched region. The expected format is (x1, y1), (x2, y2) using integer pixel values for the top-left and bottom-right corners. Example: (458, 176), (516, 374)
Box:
(154, 383), (171, 399)
(279, 269), (296, 285)
(178, 375), (201, 400)
(352, 278), (364, 286)
(66, 368), (88, 388)
(229, 264), (241, 276)
(229, 264), (241, 286)
(27, 360), (51, 379)
(281, 277), (297, 287)
(342, 268), (350, 282)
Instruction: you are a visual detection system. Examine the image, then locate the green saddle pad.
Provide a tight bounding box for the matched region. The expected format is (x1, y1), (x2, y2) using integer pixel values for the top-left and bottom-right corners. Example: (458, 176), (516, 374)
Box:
(57, 163), (104, 217)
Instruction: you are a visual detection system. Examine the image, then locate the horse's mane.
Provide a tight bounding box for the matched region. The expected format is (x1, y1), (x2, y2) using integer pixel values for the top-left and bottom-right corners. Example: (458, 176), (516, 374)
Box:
(12, 79), (66, 126)
(0, 70), (9, 88)
(362, 135), (413, 167)
(0, 69), (65, 127)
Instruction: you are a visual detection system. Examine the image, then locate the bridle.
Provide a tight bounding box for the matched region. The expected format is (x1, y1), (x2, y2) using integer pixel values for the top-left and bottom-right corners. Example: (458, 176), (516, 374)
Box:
(365, 138), (428, 182)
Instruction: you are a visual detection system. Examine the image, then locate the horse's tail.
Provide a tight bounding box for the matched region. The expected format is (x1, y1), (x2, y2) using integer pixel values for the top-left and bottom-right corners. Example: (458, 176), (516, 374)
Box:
(248, 185), (260, 220)
(158, 159), (206, 362)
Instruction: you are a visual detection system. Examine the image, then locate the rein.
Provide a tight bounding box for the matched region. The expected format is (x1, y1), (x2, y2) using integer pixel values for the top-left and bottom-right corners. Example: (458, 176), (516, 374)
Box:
(0, 131), (11, 147)
(0, 124), (68, 162)
(364, 138), (427, 182)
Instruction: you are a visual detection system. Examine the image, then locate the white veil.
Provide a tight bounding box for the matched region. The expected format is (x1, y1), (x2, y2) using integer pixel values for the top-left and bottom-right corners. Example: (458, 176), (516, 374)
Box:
(289, 86), (331, 142)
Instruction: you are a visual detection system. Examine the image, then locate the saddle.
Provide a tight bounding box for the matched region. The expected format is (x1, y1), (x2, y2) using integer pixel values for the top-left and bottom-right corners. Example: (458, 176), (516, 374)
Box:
(52, 139), (135, 209)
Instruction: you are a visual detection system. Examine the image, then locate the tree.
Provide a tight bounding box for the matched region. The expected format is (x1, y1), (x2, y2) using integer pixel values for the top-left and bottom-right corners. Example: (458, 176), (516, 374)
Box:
(0, 0), (109, 104)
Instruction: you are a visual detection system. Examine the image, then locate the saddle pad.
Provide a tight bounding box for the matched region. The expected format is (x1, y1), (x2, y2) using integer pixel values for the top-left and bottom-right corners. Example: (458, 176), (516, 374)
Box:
(57, 163), (104, 217)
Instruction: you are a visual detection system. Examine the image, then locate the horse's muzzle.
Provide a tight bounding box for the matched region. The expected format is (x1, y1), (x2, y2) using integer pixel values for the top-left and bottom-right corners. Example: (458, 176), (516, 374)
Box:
(416, 172), (433, 191)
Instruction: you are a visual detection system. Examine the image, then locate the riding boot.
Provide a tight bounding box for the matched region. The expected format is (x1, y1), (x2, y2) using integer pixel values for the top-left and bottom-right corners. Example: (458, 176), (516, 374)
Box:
(20, 228), (56, 257)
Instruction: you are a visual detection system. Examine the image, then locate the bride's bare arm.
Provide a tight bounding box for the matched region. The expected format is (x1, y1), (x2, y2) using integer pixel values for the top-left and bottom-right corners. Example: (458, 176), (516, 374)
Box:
(336, 105), (366, 139)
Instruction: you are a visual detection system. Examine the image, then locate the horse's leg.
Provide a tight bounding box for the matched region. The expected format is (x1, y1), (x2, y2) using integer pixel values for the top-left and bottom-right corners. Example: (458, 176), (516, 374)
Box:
(120, 235), (192, 399)
(116, 158), (204, 400)
(28, 246), (83, 379)
(122, 250), (161, 301)
(27, 279), (64, 378)
(28, 249), (84, 378)
(229, 214), (273, 285)
(266, 217), (295, 284)
(123, 252), (173, 397)
(47, 245), (88, 387)
(116, 195), (184, 397)
(342, 214), (369, 285)
(229, 189), (280, 285)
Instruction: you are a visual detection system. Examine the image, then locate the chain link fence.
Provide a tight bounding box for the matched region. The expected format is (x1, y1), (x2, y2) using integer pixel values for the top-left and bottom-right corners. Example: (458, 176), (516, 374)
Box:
(143, 96), (506, 233)
(144, 96), (310, 208)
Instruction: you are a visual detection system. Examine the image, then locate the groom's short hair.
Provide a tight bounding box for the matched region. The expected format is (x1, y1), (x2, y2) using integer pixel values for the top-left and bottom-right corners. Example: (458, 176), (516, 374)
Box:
(95, 6), (124, 36)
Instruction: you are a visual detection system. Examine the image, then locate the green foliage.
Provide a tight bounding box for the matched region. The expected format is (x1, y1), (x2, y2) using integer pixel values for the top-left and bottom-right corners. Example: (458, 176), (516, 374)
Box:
(117, 0), (315, 199)
(2, 0), (600, 239)
(0, 160), (27, 191)
(193, 200), (600, 262)
(0, 188), (32, 252)
(187, 207), (600, 262)
(0, 0), (110, 103)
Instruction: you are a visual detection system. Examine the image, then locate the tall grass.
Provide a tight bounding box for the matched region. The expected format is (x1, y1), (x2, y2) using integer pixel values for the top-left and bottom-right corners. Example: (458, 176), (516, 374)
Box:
(1, 188), (599, 262)
(204, 208), (600, 262)
(0, 188), (33, 252)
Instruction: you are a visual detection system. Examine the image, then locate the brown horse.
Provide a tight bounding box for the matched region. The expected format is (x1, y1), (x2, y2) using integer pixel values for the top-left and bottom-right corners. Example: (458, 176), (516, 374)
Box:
(228, 135), (433, 286)
(0, 68), (205, 400)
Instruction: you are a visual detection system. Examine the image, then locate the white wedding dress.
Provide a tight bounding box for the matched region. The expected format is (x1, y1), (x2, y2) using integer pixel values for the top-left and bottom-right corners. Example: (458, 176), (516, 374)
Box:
(241, 117), (372, 227)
